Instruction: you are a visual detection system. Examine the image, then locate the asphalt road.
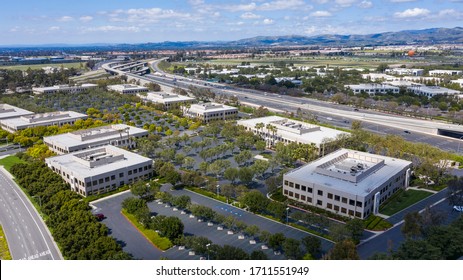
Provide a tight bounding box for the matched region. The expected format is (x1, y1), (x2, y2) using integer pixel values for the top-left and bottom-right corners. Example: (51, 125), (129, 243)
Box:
(0, 168), (62, 260)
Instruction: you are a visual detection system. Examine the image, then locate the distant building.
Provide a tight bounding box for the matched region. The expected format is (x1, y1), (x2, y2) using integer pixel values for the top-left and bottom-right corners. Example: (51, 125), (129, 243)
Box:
(237, 116), (349, 155)
(429, 70), (463, 76)
(0, 104), (34, 120)
(32, 84), (97, 94)
(283, 149), (411, 219)
(385, 68), (424, 76)
(451, 79), (463, 87)
(139, 92), (195, 110)
(43, 124), (148, 155)
(183, 102), (238, 123)
(0, 111), (87, 133)
(407, 85), (461, 98)
(107, 84), (148, 94)
(45, 145), (153, 197)
(345, 84), (400, 95)
(362, 73), (396, 82)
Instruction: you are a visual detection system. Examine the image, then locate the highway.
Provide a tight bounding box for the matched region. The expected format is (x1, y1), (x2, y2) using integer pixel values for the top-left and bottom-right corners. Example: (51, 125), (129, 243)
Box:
(0, 167), (62, 260)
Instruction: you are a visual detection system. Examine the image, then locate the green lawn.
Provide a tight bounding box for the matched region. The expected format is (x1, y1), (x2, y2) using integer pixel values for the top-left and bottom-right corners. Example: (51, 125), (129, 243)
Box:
(0, 62), (87, 71)
(121, 209), (172, 251)
(0, 225), (12, 260)
(380, 189), (433, 216)
(0, 156), (26, 172)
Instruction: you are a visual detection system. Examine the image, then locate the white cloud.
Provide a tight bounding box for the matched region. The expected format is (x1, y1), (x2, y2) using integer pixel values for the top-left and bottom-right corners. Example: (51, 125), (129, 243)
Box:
(263, 18), (274, 24)
(436, 9), (461, 18)
(57, 16), (74, 22)
(394, 8), (430, 18)
(259, 0), (306, 11)
(83, 25), (141, 33)
(79, 16), (93, 23)
(9, 26), (20, 32)
(48, 26), (60, 31)
(358, 1), (373, 8)
(241, 12), (261, 19)
(310, 11), (332, 17)
(390, 0), (416, 2)
(335, 0), (358, 7)
(108, 8), (192, 23)
(224, 3), (257, 12)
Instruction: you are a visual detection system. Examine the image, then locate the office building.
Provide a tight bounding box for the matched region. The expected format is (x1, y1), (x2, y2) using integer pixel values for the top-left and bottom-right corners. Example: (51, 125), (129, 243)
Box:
(0, 104), (34, 120)
(0, 111), (87, 133)
(107, 84), (148, 94)
(139, 92), (195, 110)
(283, 149), (412, 219)
(183, 102), (238, 123)
(32, 84), (98, 94)
(345, 84), (400, 95)
(43, 124), (148, 155)
(407, 85), (461, 98)
(45, 145), (153, 196)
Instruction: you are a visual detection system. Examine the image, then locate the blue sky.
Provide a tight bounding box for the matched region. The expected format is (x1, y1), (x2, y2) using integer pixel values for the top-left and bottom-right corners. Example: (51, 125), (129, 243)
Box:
(1, 0), (462, 45)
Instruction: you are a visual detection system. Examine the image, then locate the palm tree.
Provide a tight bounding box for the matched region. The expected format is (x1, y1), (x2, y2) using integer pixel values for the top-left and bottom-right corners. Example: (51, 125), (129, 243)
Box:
(266, 124), (277, 147)
(255, 122), (264, 136)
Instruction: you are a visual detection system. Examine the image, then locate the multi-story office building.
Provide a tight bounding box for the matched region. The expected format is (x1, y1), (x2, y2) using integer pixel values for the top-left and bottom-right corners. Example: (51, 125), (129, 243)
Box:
(32, 84), (98, 94)
(385, 68), (424, 76)
(0, 104), (34, 120)
(283, 149), (411, 219)
(345, 84), (400, 95)
(139, 92), (195, 110)
(407, 85), (461, 98)
(183, 102), (238, 123)
(107, 84), (149, 94)
(45, 145), (153, 196)
(43, 124), (148, 155)
(237, 116), (349, 155)
(429, 70), (463, 76)
(0, 111), (87, 133)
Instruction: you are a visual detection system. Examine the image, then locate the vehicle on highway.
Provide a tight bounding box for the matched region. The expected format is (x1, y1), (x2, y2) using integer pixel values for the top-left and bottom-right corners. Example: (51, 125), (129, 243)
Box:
(354, 108), (359, 111)
(404, 130), (411, 134)
(94, 213), (105, 221)
(453, 206), (463, 212)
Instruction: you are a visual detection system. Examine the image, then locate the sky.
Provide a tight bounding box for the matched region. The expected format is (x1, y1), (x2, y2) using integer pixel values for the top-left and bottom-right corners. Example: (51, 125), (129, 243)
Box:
(1, 0), (462, 45)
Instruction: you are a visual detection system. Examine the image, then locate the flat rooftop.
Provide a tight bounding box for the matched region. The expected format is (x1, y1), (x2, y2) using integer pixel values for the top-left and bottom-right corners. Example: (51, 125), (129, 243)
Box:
(0, 111), (87, 127)
(107, 84), (148, 91)
(46, 145), (152, 177)
(43, 124), (147, 147)
(141, 92), (195, 103)
(0, 104), (34, 120)
(285, 149), (411, 196)
(188, 102), (237, 113)
(33, 84), (97, 91)
(238, 116), (349, 146)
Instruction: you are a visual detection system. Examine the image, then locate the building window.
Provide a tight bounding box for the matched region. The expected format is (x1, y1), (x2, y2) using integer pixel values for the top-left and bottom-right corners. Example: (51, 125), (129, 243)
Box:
(342, 197), (347, 204)
(334, 195), (340, 201)
(284, 189), (288, 195)
(349, 199), (355, 206)
(301, 185), (306, 191)
(333, 205), (339, 211)
(111, 175), (116, 180)
(301, 195), (306, 201)
(105, 177), (110, 182)
(317, 200), (322, 206)
(307, 197), (312, 203)
(295, 193), (300, 199)
(307, 187), (312, 193)
(317, 190), (323, 196)
(349, 210), (354, 216)
(99, 178), (104, 184)
(289, 191), (294, 197)
(341, 207), (347, 214)
(327, 193), (333, 199)
(289, 182), (294, 188)
(295, 184), (300, 190)
(356, 201), (363, 207)
(119, 172), (124, 178)
(327, 203), (333, 209)
(128, 170), (132, 175)
(284, 180), (288, 186)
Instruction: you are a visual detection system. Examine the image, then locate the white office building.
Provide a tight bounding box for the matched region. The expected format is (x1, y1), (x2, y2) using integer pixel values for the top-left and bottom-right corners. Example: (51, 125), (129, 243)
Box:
(183, 102), (238, 123)
(451, 79), (463, 87)
(0, 111), (87, 133)
(345, 84), (400, 95)
(407, 85), (461, 98)
(32, 84), (98, 94)
(43, 124), (148, 155)
(139, 92), (195, 110)
(237, 116), (349, 155)
(283, 149), (412, 219)
(362, 73), (396, 82)
(0, 104), (34, 120)
(429, 70), (463, 76)
(45, 145), (153, 197)
(385, 68), (424, 76)
(107, 84), (149, 94)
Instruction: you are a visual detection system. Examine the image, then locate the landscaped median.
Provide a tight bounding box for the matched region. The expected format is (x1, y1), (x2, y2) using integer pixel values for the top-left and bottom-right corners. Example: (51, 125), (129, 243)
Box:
(363, 215), (392, 231)
(0, 224), (12, 260)
(379, 189), (433, 216)
(121, 209), (172, 251)
(0, 156), (26, 172)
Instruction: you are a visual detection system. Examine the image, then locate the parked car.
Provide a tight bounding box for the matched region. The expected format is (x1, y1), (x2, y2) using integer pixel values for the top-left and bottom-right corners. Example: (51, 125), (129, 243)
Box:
(94, 213), (105, 221)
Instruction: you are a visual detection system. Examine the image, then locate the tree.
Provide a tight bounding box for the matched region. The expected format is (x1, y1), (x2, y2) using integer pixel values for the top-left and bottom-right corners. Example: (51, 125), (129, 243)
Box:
(393, 239), (442, 260)
(214, 245), (249, 260)
(224, 167), (239, 184)
(447, 177), (463, 207)
(173, 195), (191, 209)
(346, 219), (365, 244)
(239, 190), (268, 213)
(156, 216), (184, 240)
(326, 239), (359, 260)
(267, 201), (287, 221)
(130, 181), (159, 200)
(251, 160), (269, 179)
(244, 225), (260, 238)
(283, 238), (303, 260)
(301, 235), (321, 258)
(268, 233), (286, 251)
(250, 250), (268, 260)
(238, 167), (255, 184)
(121, 197), (148, 214)
(182, 157), (196, 170)
(401, 212), (422, 239)
(259, 230), (272, 243)
(265, 175), (281, 194)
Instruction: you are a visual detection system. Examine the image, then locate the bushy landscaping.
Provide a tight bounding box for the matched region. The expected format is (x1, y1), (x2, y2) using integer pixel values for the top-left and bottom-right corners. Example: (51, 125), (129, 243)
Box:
(0, 225), (12, 260)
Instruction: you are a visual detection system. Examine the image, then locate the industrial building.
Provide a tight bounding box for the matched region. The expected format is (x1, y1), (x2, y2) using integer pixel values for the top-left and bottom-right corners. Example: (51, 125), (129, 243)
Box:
(183, 102), (238, 123)
(283, 149), (412, 219)
(0, 111), (87, 133)
(0, 104), (34, 120)
(43, 124), (148, 155)
(45, 145), (153, 196)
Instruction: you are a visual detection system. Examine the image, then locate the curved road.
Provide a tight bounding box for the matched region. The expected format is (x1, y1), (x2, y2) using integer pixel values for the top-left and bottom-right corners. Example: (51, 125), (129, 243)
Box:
(0, 167), (62, 260)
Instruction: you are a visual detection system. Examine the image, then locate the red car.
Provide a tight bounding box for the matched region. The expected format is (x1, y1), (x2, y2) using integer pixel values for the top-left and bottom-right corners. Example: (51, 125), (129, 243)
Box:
(94, 213), (105, 221)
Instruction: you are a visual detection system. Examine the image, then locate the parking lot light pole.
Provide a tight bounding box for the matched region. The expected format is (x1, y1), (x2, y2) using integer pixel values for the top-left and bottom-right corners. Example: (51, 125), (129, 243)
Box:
(206, 243), (210, 260)
(216, 185), (220, 197)
(286, 207), (290, 224)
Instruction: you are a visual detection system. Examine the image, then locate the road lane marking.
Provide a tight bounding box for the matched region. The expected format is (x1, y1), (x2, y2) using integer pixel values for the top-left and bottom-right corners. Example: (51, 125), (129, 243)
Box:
(19, 250), (51, 260)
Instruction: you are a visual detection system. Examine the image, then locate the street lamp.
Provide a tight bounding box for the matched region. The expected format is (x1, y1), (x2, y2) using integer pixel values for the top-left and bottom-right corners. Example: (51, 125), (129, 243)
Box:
(216, 185), (220, 197)
(458, 136), (463, 154)
(206, 243), (210, 260)
(286, 207), (290, 224)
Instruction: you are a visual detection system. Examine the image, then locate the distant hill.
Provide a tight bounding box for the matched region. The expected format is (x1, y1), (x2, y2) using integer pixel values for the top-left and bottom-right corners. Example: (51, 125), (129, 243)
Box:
(1, 27), (462, 51)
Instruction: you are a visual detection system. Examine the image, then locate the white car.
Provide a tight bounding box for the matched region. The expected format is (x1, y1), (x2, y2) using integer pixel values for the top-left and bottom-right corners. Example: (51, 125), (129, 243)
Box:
(453, 205), (463, 212)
